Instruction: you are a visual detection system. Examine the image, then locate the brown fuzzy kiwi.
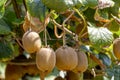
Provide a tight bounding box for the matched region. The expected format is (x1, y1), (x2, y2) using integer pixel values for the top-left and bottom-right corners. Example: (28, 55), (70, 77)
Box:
(65, 71), (82, 80)
(113, 38), (120, 60)
(36, 47), (56, 79)
(55, 46), (78, 71)
(22, 31), (41, 53)
(72, 50), (88, 73)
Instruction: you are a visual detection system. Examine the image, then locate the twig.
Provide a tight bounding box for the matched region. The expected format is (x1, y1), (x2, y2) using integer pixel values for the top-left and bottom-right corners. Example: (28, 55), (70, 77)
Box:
(11, 33), (24, 49)
(44, 27), (47, 46)
(73, 8), (87, 38)
(54, 25), (64, 38)
(15, 38), (24, 49)
(111, 14), (120, 24)
(46, 29), (52, 40)
(62, 10), (75, 25)
(22, 0), (27, 11)
(80, 32), (88, 38)
(62, 10), (75, 45)
(12, 0), (21, 18)
(51, 19), (75, 36)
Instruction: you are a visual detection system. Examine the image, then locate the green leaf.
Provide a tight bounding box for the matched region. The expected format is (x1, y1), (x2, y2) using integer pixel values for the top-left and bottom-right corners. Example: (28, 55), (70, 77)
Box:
(108, 1), (119, 16)
(0, 19), (11, 34)
(88, 23), (114, 47)
(82, 0), (98, 8)
(3, 6), (17, 23)
(41, 0), (97, 12)
(0, 41), (14, 61)
(84, 8), (96, 22)
(26, 0), (48, 22)
(106, 65), (120, 80)
(108, 20), (120, 32)
(94, 9), (109, 22)
(98, 53), (111, 66)
(50, 11), (59, 19)
(12, 18), (24, 25)
(0, 0), (7, 19)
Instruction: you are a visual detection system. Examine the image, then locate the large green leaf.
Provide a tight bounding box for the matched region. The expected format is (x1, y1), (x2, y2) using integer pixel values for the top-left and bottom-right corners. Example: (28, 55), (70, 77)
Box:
(0, 41), (13, 61)
(0, 19), (11, 34)
(41, 0), (81, 12)
(88, 23), (114, 47)
(41, 0), (98, 12)
(26, 0), (48, 22)
(0, 0), (7, 19)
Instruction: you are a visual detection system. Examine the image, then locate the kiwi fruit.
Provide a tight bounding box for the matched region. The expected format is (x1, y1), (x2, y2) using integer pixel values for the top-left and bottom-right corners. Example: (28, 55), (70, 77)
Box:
(22, 31), (41, 53)
(36, 47), (56, 75)
(55, 46), (78, 71)
(113, 38), (120, 60)
(72, 50), (88, 73)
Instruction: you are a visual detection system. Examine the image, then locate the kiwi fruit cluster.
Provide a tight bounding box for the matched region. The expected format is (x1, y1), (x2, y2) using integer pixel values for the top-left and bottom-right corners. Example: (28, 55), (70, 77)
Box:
(22, 30), (88, 80)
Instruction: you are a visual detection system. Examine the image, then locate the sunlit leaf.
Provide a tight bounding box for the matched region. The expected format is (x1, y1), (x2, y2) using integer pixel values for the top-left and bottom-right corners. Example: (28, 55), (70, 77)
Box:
(88, 23), (114, 47)
(0, 0), (7, 19)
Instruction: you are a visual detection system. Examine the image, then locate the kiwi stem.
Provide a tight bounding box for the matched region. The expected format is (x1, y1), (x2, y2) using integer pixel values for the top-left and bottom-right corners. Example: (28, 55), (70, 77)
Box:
(11, 32), (24, 49)
(62, 25), (66, 46)
(44, 27), (47, 47)
(54, 25), (64, 38)
(28, 13), (32, 31)
(73, 8), (87, 39)
(51, 19), (75, 35)
(62, 10), (75, 46)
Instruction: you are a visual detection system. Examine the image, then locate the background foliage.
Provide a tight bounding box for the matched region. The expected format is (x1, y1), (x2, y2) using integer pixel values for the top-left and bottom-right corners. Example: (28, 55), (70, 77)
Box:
(0, 0), (120, 80)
